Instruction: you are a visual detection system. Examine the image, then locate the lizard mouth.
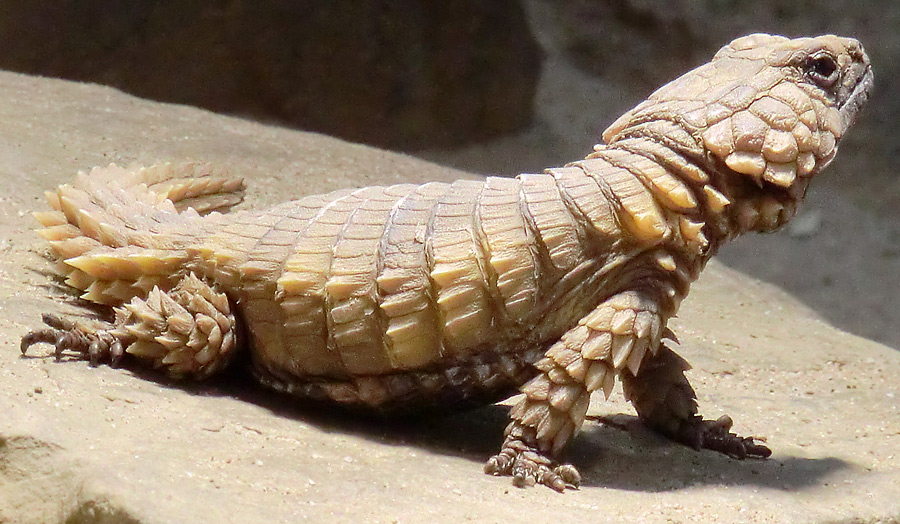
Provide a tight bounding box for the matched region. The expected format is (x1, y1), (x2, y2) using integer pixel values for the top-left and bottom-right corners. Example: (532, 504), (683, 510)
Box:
(840, 64), (873, 130)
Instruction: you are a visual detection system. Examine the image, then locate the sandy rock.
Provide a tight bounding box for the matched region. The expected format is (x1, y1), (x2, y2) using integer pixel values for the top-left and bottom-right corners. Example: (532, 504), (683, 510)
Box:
(1, 71), (898, 524)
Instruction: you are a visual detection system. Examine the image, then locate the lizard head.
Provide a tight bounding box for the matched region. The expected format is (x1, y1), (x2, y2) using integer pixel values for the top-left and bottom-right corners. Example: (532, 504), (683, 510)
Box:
(602, 34), (873, 232)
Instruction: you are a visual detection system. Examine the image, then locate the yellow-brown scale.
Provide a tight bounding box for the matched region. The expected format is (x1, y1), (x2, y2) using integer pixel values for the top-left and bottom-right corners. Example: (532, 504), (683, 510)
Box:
(429, 179), (495, 353)
(476, 176), (539, 326)
(376, 182), (448, 371)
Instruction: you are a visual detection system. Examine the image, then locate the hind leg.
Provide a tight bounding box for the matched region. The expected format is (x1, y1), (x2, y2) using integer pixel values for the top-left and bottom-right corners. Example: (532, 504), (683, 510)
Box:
(21, 313), (125, 366)
(621, 344), (771, 458)
(21, 272), (240, 380)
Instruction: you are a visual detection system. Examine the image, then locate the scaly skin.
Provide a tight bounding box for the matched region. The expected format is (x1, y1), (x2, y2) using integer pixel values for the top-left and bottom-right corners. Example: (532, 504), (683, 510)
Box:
(22, 34), (872, 491)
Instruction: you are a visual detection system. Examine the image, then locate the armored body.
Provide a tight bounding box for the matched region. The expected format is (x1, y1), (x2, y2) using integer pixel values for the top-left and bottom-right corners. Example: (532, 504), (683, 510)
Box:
(23, 34), (872, 490)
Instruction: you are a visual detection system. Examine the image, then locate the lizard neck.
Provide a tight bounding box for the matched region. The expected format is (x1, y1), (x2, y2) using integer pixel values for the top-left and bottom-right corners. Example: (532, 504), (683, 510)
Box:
(587, 134), (809, 257)
(548, 133), (810, 315)
(577, 136), (732, 260)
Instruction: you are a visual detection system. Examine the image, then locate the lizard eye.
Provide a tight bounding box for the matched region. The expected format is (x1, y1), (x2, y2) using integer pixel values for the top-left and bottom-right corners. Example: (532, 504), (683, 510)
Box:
(804, 53), (839, 88)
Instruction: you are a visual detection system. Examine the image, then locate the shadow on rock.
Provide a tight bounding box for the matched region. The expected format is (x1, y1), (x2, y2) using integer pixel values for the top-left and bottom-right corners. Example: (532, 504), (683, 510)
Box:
(195, 375), (851, 494)
(571, 414), (850, 492)
(216, 369), (513, 459)
(16, 336), (850, 495)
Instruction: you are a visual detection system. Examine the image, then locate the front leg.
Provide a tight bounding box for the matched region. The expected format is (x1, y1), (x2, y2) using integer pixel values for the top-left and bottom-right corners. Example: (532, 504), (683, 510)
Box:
(485, 290), (664, 491)
(621, 344), (771, 458)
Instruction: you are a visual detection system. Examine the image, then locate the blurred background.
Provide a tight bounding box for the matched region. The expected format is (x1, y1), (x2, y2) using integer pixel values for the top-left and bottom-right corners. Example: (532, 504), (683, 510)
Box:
(1, 0), (896, 348)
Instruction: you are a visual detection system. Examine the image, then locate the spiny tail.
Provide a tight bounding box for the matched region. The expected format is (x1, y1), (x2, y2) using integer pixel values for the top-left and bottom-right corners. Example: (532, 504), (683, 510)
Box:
(34, 162), (245, 306)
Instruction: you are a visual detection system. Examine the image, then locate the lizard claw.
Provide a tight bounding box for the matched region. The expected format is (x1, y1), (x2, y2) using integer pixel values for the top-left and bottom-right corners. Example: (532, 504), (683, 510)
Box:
(21, 313), (123, 366)
(485, 442), (580, 492)
(676, 415), (771, 459)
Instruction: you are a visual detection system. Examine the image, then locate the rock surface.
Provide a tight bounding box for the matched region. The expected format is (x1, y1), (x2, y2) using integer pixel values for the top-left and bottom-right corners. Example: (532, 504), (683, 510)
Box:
(1, 72), (898, 524)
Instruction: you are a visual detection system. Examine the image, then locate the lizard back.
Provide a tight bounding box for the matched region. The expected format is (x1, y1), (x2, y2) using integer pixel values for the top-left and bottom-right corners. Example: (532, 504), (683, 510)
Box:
(197, 172), (647, 409)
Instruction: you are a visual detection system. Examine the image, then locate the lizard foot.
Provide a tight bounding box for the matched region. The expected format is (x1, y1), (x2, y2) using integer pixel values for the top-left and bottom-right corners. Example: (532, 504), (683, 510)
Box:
(484, 437), (581, 492)
(675, 415), (771, 459)
(21, 313), (123, 366)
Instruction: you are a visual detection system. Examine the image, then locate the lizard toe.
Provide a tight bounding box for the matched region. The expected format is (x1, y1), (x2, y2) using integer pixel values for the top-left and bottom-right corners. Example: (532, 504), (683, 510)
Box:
(677, 414), (772, 459)
(485, 448), (579, 492)
(21, 313), (120, 366)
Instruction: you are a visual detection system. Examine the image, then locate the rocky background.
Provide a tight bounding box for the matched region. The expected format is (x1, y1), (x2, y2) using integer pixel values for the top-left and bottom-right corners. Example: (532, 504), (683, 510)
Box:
(0, 0), (541, 150)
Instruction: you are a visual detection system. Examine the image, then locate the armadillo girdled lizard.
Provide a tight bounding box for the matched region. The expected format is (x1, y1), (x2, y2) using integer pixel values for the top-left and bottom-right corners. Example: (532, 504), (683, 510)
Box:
(22, 34), (872, 491)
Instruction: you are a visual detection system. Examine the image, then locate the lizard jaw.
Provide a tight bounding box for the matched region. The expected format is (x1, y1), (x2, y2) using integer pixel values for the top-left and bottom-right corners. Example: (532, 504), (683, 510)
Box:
(840, 63), (873, 131)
